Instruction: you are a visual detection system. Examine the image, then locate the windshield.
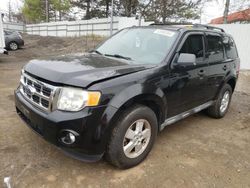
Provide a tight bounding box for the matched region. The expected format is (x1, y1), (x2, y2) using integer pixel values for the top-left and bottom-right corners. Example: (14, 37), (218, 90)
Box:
(96, 28), (178, 64)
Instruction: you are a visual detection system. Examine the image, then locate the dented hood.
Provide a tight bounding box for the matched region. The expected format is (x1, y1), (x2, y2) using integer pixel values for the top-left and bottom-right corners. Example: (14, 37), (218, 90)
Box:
(24, 53), (154, 88)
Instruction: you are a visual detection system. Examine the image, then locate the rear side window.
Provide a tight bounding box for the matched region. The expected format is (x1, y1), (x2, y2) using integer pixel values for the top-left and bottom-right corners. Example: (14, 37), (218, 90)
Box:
(180, 34), (204, 62)
(206, 35), (224, 63)
(224, 37), (238, 59)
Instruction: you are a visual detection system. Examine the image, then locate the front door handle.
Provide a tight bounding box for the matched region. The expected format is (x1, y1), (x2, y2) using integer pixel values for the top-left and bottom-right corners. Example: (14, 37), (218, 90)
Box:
(223, 65), (227, 71)
(198, 69), (205, 76)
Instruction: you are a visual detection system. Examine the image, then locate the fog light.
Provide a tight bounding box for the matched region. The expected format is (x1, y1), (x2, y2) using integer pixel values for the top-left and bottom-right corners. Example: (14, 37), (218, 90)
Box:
(60, 130), (79, 145)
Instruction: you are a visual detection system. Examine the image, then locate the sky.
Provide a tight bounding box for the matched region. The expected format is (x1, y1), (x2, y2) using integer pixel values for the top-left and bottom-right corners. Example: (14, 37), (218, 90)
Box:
(0, 0), (239, 24)
(0, 0), (23, 15)
(200, 1), (225, 23)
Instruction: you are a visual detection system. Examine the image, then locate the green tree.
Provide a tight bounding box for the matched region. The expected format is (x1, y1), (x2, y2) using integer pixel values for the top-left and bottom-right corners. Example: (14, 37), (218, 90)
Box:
(120, 0), (139, 17)
(71, 0), (92, 19)
(71, 0), (120, 19)
(22, 0), (70, 23)
(22, 0), (46, 23)
(98, 0), (111, 18)
(142, 0), (201, 23)
(51, 0), (71, 21)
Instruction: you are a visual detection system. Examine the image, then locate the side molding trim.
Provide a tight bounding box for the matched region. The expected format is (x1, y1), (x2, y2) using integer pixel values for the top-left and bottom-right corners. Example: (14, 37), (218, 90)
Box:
(160, 101), (214, 131)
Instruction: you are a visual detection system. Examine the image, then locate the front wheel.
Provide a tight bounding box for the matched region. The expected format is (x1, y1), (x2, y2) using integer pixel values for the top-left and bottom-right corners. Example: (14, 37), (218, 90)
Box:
(105, 105), (158, 169)
(206, 84), (232, 118)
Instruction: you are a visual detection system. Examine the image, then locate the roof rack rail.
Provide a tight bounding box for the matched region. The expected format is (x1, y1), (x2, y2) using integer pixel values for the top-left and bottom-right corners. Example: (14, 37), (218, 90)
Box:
(193, 24), (225, 32)
(150, 22), (193, 26)
(149, 23), (225, 33)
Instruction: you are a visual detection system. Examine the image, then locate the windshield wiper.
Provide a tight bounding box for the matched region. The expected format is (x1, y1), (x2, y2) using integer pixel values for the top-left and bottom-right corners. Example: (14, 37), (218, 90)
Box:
(90, 50), (103, 55)
(104, 54), (132, 61)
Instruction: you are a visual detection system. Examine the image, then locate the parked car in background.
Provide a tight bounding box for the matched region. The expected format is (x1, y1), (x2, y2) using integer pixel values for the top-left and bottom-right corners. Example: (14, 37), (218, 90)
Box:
(4, 30), (24, 51)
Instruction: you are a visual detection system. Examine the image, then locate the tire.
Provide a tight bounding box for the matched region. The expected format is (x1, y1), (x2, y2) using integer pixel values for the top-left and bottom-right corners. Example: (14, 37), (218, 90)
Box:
(206, 84), (232, 119)
(8, 41), (19, 51)
(105, 105), (158, 169)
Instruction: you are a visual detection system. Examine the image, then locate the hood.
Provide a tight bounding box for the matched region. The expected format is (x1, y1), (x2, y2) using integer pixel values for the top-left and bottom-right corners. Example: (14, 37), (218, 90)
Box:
(24, 53), (155, 88)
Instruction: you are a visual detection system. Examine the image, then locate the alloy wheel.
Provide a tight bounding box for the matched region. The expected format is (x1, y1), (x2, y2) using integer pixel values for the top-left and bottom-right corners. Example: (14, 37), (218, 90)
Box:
(123, 119), (151, 159)
(220, 90), (230, 113)
(9, 42), (18, 50)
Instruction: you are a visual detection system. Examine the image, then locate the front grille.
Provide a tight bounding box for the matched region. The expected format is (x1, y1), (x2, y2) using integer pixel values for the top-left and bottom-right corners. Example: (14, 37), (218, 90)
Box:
(20, 72), (59, 112)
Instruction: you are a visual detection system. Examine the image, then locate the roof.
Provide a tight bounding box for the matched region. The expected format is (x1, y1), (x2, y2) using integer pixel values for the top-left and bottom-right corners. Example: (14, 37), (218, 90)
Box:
(210, 8), (250, 24)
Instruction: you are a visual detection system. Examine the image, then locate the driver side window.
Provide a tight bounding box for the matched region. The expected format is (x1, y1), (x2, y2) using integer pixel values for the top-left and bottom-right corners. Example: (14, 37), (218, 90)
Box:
(180, 34), (205, 63)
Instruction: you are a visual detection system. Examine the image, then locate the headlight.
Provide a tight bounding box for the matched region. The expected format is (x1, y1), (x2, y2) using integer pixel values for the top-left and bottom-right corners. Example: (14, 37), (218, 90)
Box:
(20, 69), (25, 84)
(57, 87), (101, 112)
(18, 33), (23, 39)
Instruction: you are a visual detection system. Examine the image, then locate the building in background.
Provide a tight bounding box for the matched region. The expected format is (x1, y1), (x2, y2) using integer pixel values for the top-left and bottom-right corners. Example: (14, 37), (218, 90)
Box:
(210, 8), (250, 24)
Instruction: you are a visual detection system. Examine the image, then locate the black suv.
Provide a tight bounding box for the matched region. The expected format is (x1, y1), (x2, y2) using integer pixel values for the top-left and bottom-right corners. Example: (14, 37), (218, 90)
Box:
(15, 24), (240, 169)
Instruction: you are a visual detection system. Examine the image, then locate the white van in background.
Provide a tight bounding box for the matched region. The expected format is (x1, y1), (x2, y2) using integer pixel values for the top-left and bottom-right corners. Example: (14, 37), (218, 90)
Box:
(0, 13), (8, 55)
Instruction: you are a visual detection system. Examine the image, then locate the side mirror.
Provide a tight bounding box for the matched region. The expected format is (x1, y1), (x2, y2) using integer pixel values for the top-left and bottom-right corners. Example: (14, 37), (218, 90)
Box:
(174, 53), (196, 69)
(222, 36), (229, 44)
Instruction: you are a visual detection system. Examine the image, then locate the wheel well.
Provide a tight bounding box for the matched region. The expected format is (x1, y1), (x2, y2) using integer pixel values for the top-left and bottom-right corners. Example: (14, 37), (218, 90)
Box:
(116, 95), (164, 128)
(8, 41), (17, 45)
(227, 78), (236, 92)
(138, 100), (163, 125)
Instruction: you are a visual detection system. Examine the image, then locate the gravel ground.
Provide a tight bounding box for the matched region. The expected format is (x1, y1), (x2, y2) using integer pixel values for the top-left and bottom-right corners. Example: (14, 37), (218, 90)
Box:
(0, 34), (250, 188)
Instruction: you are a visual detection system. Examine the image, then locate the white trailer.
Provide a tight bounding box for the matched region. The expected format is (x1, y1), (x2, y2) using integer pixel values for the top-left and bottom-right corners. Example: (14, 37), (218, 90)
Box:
(0, 13), (7, 55)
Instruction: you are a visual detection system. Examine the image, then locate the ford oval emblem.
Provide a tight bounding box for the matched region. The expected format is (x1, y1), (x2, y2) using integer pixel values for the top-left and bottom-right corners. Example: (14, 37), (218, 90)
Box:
(26, 85), (36, 95)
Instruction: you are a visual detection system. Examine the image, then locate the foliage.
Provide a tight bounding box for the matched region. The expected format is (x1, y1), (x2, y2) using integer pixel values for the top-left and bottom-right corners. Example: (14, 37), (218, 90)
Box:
(22, 0), (46, 23)
(22, 0), (71, 23)
(22, 0), (203, 23)
(141, 0), (201, 23)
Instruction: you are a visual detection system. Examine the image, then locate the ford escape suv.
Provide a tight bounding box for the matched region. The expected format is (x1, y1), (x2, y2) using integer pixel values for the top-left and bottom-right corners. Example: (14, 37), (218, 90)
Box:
(15, 24), (240, 169)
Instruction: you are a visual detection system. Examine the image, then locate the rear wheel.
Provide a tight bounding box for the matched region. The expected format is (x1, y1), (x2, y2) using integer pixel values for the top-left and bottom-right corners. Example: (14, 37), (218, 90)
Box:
(206, 84), (232, 118)
(8, 42), (19, 51)
(105, 105), (158, 169)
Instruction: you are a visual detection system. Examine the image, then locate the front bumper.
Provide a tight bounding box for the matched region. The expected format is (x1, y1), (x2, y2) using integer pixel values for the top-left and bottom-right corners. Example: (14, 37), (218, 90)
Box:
(15, 89), (116, 162)
(18, 39), (24, 47)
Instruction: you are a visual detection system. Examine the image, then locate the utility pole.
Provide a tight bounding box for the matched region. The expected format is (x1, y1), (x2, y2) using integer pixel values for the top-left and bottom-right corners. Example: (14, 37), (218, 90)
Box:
(110, 0), (114, 35)
(138, 12), (142, 26)
(8, 0), (12, 22)
(59, 0), (62, 21)
(223, 0), (230, 24)
(199, 6), (202, 24)
(46, 0), (49, 22)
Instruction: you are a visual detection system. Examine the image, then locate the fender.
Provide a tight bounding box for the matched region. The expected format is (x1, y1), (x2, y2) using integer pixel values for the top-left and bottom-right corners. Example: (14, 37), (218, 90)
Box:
(109, 83), (166, 110)
(96, 83), (167, 150)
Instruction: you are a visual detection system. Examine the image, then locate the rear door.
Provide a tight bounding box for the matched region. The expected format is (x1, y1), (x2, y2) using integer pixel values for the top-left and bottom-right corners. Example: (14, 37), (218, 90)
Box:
(205, 33), (229, 99)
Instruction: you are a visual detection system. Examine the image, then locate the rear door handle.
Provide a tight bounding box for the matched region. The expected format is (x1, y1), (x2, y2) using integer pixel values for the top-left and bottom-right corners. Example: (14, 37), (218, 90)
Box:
(223, 65), (227, 71)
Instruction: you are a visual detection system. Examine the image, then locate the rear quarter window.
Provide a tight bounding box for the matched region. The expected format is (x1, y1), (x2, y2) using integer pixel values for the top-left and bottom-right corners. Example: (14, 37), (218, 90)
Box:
(224, 37), (238, 59)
